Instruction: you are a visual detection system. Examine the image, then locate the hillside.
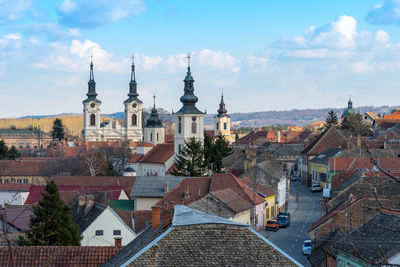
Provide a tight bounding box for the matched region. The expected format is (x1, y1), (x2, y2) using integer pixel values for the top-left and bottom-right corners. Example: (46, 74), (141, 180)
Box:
(1, 105), (397, 136)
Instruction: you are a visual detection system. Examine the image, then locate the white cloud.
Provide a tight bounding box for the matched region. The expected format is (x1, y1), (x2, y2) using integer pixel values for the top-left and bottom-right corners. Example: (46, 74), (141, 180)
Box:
(0, 0), (31, 23)
(246, 55), (268, 74)
(57, 0), (146, 28)
(367, 0), (400, 25)
(19, 23), (81, 40)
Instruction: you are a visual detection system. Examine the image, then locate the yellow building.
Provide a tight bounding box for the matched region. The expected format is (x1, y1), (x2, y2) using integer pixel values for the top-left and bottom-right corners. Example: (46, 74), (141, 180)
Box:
(309, 148), (342, 188)
(214, 94), (235, 143)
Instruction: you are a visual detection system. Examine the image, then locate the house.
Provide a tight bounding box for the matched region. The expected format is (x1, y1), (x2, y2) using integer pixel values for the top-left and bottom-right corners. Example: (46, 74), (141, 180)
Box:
(238, 130), (267, 146)
(0, 207), (33, 245)
(152, 173), (266, 231)
(309, 147), (342, 188)
(71, 196), (136, 246)
(0, 184), (30, 206)
(0, 128), (52, 150)
(126, 143), (174, 176)
(262, 143), (305, 175)
(0, 246), (122, 266)
(104, 205), (301, 266)
(130, 176), (185, 210)
(25, 185), (130, 205)
(0, 158), (56, 184)
(363, 111), (380, 126)
(333, 210), (400, 266)
(300, 126), (347, 186)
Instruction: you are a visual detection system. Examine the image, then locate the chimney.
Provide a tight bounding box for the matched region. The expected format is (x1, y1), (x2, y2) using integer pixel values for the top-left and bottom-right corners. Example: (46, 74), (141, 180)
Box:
(114, 237), (122, 247)
(276, 131), (281, 143)
(152, 206), (161, 230)
(85, 195), (94, 214)
(357, 135), (361, 148)
(164, 182), (169, 193)
(184, 186), (190, 200)
(78, 195), (85, 207)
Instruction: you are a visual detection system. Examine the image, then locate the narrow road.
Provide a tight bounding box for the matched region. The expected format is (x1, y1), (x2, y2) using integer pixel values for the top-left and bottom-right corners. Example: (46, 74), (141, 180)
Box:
(261, 180), (322, 266)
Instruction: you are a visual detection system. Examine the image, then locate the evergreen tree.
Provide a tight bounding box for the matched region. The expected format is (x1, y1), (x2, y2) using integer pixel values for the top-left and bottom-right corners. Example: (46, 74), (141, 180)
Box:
(325, 109), (338, 127)
(211, 135), (233, 172)
(203, 134), (213, 168)
(7, 145), (20, 159)
(173, 137), (206, 176)
(0, 140), (8, 159)
(51, 118), (65, 141)
(341, 113), (371, 136)
(235, 132), (239, 145)
(18, 181), (82, 246)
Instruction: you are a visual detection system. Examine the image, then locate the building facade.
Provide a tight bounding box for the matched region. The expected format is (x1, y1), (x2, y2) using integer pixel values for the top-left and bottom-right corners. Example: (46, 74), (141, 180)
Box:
(82, 60), (143, 142)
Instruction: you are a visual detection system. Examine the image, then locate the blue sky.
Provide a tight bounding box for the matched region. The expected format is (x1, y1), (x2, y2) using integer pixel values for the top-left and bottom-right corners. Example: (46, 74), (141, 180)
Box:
(1, 0), (400, 117)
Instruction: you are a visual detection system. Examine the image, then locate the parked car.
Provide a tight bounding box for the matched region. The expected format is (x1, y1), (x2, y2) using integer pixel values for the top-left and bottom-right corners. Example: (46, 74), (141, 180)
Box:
(278, 211), (291, 225)
(277, 215), (290, 228)
(302, 240), (312, 255)
(290, 175), (298, 181)
(265, 219), (279, 232)
(310, 184), (322, 192)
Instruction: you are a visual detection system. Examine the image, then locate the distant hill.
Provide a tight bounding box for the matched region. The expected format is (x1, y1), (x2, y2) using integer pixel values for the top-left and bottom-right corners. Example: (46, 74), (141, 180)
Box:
(2, 105), (397, 136)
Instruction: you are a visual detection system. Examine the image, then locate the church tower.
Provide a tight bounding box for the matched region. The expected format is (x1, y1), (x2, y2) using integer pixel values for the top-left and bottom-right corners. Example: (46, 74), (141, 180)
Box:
(214, 93), (231, 137)
(144, 95), (165, 146)
(124, 57), (143, 142)
(173, 54), (206, 155)
(82, 60), (101, 141)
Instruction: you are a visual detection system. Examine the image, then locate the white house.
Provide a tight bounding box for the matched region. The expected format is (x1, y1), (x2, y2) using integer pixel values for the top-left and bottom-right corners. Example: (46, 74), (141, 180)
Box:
(0, 184), (30, 206)
(71, 196), (136, 246)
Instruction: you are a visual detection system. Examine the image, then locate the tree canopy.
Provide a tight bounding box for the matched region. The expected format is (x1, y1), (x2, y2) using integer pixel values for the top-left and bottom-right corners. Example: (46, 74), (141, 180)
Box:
(341, 113), (371, 136)
(204, 135), (233, 173)
(18, 181), (82, 246)
(51, 118), (65, 141)
(325, 109), (338, 128)
(0, 140), (21, 160)
(173, 137), (206, 176)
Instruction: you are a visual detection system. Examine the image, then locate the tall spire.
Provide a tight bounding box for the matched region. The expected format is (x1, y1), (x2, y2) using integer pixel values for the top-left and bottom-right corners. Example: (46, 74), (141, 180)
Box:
(153, 94), (156, 109)
(86, 58), (97, 99)
(348, 94), (353, 109)
(217, 91), (227, 117)
(125, 55), (142, 103)
(146, 93), (163, 127)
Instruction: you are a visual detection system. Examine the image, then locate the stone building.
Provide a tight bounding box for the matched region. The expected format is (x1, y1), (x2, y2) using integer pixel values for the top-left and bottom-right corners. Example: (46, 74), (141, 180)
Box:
(0, 128), (52, 149)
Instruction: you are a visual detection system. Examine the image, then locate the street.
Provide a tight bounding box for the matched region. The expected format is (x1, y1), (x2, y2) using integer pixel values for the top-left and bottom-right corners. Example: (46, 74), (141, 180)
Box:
(261, 180), (322, 266)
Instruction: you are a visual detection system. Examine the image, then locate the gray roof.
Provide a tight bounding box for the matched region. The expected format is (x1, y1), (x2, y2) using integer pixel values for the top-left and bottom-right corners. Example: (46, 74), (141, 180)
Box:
(309, 147), (343, 164)
(71, 201), (107, 233)
(130, 176), (185, 198)
(333, 211), (400, 265)
(172, 205), (243, 227)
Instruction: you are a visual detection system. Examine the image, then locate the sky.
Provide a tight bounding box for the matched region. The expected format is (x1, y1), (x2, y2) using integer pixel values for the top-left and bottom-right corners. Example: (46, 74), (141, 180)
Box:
(2, 0), (400, 117)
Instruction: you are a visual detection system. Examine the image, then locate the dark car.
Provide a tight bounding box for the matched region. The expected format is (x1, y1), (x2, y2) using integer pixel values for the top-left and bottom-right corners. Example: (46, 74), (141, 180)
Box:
(278, 212), (291, 224)
(277, 215), (290, 228)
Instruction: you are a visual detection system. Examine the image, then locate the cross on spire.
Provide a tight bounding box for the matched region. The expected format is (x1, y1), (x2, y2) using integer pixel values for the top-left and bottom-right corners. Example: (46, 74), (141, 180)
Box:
(186, 52), (191, 70)
(153, 94), (156, 109)
(131, 55), (136, 82)
(89, 54), (94, 81)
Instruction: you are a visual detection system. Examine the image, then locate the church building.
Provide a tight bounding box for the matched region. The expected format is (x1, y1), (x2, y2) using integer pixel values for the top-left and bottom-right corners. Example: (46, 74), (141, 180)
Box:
(213, 93), (234, 142)
(173, 56), (206, 155)
(82, 59), (143, 142)
(341, 97), (356, 120)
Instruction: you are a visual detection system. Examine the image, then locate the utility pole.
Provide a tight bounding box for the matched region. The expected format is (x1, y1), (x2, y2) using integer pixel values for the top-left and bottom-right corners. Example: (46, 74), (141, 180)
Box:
(284, 164), (289, 212)
(252, 171), (258, 229)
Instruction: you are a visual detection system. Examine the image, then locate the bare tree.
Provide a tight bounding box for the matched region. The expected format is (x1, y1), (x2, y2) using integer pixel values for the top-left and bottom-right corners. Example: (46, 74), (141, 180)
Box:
(81, 148), (106, 176)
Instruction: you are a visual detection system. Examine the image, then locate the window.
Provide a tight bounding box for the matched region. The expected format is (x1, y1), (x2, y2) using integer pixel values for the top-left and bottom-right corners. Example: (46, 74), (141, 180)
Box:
(23, 179), (28, 183)
(217, 122), (219, 130)
(178, 117), (182, 134)
(90, 114), (96, 126)
(191, 122), (197, 134)
(4, 179), (9, 184)
(224, 122), (227, 130)
(178, 144), (182, 152)
(112, 121), (116, 129)
(17, 179), (21, 184)
(150, 133), (153, 142)
(132, 114), (137, 126)
(113, 230), (121, 236)
(95, 230), (103, 236)
(157, 133), (159, 141)
(0, 179), (2, 184)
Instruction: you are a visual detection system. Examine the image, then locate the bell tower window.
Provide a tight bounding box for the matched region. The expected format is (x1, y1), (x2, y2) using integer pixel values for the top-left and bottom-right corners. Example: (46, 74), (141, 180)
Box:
(132, 114), (137, 126)
(112, 121), (116, 129)
(90, 114), (96, 126)
(192, 122), (197, 134)
(178, 117), (182, 134)
(224, 122), (227, 130)
(216, 122), (219, 130)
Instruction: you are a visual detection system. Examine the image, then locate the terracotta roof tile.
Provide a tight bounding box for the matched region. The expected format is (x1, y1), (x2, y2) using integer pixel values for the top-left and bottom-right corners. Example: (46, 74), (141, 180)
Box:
(138, 143), (174, 164)
(136, 142), (154, 147)
(0, 159), (56, 176)
(301, 126), (347, 155)
(127, 153), (143, 163)
(210, 188), (252, 213)
(329, 157), (400, 171)
(0, 183), (31, 191)
(0, 246), (122, 266)
(132, 210), (152, 233)
(240, 177), (276, 197)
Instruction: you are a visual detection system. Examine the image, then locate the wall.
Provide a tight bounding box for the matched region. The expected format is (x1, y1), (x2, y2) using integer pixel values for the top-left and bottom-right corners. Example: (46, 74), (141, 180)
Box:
(255, 202), (265, 231)
(82, 207), (136, 246)
(264, 195), (276, 220)
(0, 191), (29, 206)
(277, 178), (287, 208)
(135, 197), (161, 210)
(232, 209), (251, 225)
(174, 113), (205, 155)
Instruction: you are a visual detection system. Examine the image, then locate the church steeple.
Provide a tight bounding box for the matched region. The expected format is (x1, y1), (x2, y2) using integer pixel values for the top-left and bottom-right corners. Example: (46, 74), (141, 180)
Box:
(125, 56), (142, 104)
(176, 53), (203, 115)
(146, 95), (163, 128)
(217, 92), (227, 117)
(348, 95), (353, 109)
(83, 59), (100, 103)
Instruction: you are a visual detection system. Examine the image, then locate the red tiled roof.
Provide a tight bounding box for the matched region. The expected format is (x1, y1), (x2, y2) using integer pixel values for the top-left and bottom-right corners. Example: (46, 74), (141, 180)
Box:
(301, 126), (347, 155)
(240, 177), (276, 197)
(239, 131), (267, 145)
(211, 188), (252, 213)
(210, 173), (265, 205)
(138, 143), (174, 164)
(384, 110), (400, 120)
(50, 176), (136, 194)
(133, 210), (152, 233)
(127, 153), (143, 163)
(166, 164), (177, 174)
(329, 157), (400, 172)
(308, 195), (359, 233)
(204, 130), (215, 139)
(137, 142), (154, 147)
(0, 246), (122, 266)
(331, 169), (358, 191)
(0, 159), (56, 176)
(154, 177), (212, 207)
(230, 169), (244, 177)
(25, 185), (126, 205)
(374, 119), (399, 128)
(0, 207), (33, 231)
(115, 210), (134, 230)
(0, 183), (31, 191)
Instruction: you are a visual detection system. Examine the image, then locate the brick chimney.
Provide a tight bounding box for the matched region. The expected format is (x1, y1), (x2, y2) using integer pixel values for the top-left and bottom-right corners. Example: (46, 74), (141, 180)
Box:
(184, 186), (190, 200)
(151, 204), (174, 230)
(164, 182), (169, 193)
(152, 206), (161, 230)
(78, 195), (85, 207)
